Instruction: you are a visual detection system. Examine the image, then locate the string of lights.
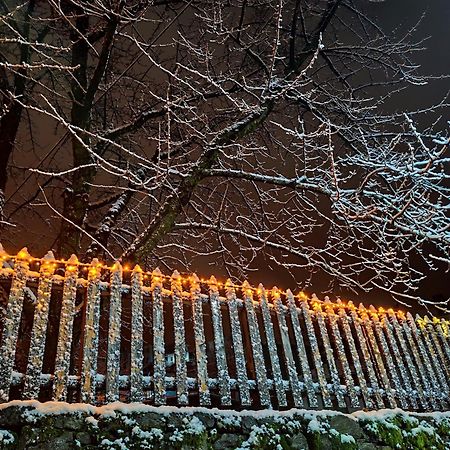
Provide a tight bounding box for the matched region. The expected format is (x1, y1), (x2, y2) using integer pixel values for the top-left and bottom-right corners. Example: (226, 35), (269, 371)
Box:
(1, 247), (449, 330)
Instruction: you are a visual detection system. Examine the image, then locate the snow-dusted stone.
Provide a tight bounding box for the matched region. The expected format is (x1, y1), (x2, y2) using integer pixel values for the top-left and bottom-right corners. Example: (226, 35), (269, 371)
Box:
(290, 431), (309, 449)
(329, 415), (365, 440)
(213, 432), (243, 450)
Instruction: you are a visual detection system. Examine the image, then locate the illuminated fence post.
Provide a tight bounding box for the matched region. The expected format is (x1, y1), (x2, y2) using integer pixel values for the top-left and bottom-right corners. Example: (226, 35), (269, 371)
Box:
(0, 247), (449, 411)
(272, 287), (303, 407)
(308, 297), (339, 408)
(130, 265), (144, 402)
(209, 276), (231, 406)
(243, 281), (270, 407)
(191, 274), (210, 406)
(80, 259), (102, 404)
(152, 268), (165, 405)
(23, 252), (56, 399)
(172, 271), (188, 405)
(0, 248), (30, 402)
(106, 262), (123, 402)
(53, 255), (79, 401)
(225, 280), (251, 406)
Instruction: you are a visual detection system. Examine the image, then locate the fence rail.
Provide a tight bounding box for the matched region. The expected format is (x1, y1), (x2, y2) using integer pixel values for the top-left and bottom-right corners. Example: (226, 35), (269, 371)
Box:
(0, 246), (449, 411)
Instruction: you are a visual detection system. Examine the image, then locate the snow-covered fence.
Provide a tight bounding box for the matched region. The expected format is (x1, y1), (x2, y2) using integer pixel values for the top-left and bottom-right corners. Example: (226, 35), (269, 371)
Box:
(0, 247), (449, 411)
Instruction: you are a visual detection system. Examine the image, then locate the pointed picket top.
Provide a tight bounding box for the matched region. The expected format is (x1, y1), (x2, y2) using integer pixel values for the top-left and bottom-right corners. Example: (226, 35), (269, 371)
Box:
(172, 269), (181, 280)
(151, 267), (162, 288)
(132, 264), (142, 274)
(271, 286), (281, 300)
(209, 275), (218, 287)
(257, 283), (267, 302)
(17, 247), (30, 260)
(286, 288), (295, 304)
(66, 254), (78, 268)
(110, 261), (122, 273)
(224, 278), (235, 296)
(0, 243), (5, 256)
(190, 273), (200, 292)
(242, 280), (252, 297)
(43, 250), (55, 261)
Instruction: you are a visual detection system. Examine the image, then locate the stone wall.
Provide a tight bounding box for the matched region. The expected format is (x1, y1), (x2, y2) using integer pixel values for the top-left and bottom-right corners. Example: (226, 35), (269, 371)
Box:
(0, 402), (449, 450)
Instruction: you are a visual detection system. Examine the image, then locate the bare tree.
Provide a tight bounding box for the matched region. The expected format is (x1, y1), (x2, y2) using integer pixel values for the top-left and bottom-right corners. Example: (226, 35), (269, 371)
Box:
(1, 0), (448, 311)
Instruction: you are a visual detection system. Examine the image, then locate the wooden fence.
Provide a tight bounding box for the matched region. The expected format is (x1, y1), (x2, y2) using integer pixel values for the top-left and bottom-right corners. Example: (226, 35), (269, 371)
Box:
(0, 246), (449, 411)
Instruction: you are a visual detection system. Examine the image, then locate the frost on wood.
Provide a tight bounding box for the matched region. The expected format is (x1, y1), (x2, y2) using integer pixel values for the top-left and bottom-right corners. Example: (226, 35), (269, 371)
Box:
(347, 302), (384, 409)
(0, 248), (449, 411)
(378, 309), (417, 409)
(258, 285), (286, 407)
(81, 259), (102, 404)
(406, 312), (445, 407)
(225, 280), (250, 406)
(130, 265), (144, 402)
(387, 309), (426, 409)
(311, 298), (344, 408)
(151, 268), (165, 405)
(292, 292), (322, 408)
(300, 296), (332, 408)
(323, 298), (359, 408)
(359, 304), (396, 409)
(414, 315), (449, 399)
(419, 316), (450, 388)
(53, 255), (79, 401)
(24, 252), (56, 399)
(272, 288), (303, 407)
(400, 312), (437, 409)
(335, 299), (372, 409)
(190, 274), (210, 406)
(172, 271), (188, 405)
(367, 305), (407, 410)
(0, 249), (29, 402)
(243, 281), (270, 407)
(208, 276), (231, 406)
(106, 262), (123, 403)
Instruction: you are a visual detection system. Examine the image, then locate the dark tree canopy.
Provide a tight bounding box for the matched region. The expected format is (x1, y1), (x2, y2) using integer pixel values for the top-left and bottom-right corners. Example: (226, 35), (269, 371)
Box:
(0, 0), (448, 311)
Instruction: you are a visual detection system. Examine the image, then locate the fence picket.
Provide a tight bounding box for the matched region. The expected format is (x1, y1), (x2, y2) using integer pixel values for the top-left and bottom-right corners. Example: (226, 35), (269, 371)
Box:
(209, 276), (231, 405)
(421, 316), (450, 385)
(367, 306), (407, 409)
(172, 271), (188, 405)
(23, 252), (56, 399)
(309, 297), (342, 408)
(258, 285), (286, 407)
(379, 310), (417, 409)
(434, 319), (450, 363)
(323, 299), (359, 408)
(130, 265), (144, 402)
(293, 292), (323, 408)
(152, 268), (165, 405)
(347, 302), (384, 409)
(80, 259), (102, 404)
(243, 281), (270, 407)
(300, 294), (333, 408)
(358, 304), (396, 409)
(191, 274), (210, 406)
(53, 255), (79, 401)
(386, 309), (426, 409)
(272, 288), (303, 407)
(0, 248), (30, 402)
(416, 315), (449, 396)
(407, 313), (444, 406)
(225, 280), (251, 406)
(335, 300), (372, 409)
(105, 262), (123, 402)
